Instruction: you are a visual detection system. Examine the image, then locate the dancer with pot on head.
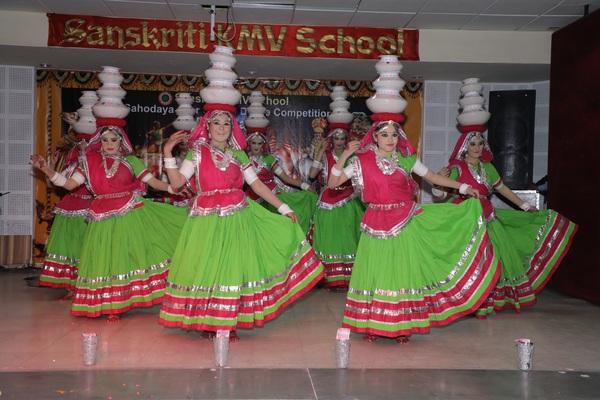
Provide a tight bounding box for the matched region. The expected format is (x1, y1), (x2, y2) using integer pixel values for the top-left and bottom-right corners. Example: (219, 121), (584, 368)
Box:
(158, 46), (324, 342)
(244, 91), (317, 236)
(328, 60), (500, 344)
(308, 87), (365, 291)
(432, 124), (578, 318)
(38, 134), (92, 301)
(31, 119), (187, 322)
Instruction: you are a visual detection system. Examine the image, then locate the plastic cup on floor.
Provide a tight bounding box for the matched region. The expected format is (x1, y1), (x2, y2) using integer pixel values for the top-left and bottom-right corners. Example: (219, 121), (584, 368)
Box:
(515, 338), (534, 371)
(214, 330), (230, 367)
(335, 328), (351, 368)
(82, 333), (99, 366)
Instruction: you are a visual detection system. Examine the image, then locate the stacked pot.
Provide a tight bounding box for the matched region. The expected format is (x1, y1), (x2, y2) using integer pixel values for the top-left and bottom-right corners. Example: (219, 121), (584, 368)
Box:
(173, 93), (198, 132)
(72, 91), (98, 136)
(365, 55), (408, 114)
(92, 66), (130, 119)
(456, 78), (491, 127)
(244, 91), (269, 131)
(327, 86), (353, 125)
(200, 46), (241, 106)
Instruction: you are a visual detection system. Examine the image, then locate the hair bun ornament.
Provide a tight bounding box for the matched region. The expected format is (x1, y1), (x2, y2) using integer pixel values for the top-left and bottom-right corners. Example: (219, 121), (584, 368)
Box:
(200, 46), (242, 107)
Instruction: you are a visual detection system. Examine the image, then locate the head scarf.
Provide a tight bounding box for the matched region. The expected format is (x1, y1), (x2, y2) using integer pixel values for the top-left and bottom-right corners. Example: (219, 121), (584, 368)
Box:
(327, 123), (350, 140)
(187, 104), (246, 150)
(449, 124), (494, 162)
(359, 113), (414, 156)
(246, 129), (269, 155)
(85, 118), (134, 156)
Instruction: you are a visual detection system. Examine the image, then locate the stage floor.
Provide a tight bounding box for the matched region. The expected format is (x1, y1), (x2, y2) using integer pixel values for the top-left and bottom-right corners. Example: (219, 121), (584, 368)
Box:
(1, 267), (599, 399)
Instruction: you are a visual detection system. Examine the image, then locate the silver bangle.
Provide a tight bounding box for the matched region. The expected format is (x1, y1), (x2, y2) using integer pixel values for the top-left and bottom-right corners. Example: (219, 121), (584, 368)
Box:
(277, 203), (293, 216)
(311, 160), (322, 169)
(164, 157), (178, 169)
(519, 202), (531, 211)
(50, 172), (67, 187)
(458, 183), (471, 195)
(301, 182), (310, 191)
(331, 166), (343, 177)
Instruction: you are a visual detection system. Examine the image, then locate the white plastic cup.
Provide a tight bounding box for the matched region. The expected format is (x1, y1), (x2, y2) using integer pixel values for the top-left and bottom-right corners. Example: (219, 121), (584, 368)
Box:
(214, 330), (230, 367)
(335, 328), (351, 368)
(515, 338), (534, 371)
(82, 333), (99, 366)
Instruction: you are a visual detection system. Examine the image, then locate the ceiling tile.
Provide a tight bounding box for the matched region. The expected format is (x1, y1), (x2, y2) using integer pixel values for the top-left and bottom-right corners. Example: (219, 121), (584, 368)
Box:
(105, 1), (176, 19)
(231, 4), (294, 24)
(544, 5), (589, 16)
(357, 0), (429, 13)
(420, 0), (495, 14)
(482, 0), (561, 16)
(519, 15), (583, 31)
(349, 11), (415, 28)
(39, 0), (111, 15)
(462, 15), (537, 30)
(292, 9), (354, 25)
(295, 0), (360, 10)
(406, 13), (476, 30)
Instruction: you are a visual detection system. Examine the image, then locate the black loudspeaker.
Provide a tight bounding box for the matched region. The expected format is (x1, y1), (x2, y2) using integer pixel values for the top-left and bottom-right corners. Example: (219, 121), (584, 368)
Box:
(488, 90), (536, 189)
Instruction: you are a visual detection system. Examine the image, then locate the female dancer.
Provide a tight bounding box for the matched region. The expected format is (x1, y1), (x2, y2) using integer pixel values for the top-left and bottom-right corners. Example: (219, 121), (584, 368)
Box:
(432, 127), (578, 318)
(308, 126), (366, 291)
(158, 106), (324, 341)
(38, 139), (92, 301)
(31, 122), (187, 322)
(245, 130), (317, 236)
(328, 118), (500, 344)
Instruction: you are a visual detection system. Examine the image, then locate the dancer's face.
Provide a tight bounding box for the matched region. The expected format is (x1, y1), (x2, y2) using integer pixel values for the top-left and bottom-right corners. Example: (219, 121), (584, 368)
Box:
(332, 135), (347, 152)
(101, 132), (121, 155)
(249, 138), (265, 155)
(208, 112), (232, 147)
(375, 125), (399, 156)
(466, 137), (484, 163)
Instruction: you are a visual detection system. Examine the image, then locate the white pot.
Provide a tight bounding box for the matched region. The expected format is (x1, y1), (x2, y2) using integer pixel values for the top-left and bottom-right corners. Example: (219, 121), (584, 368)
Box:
(93, 101), (130, 119)
(200, 86), (241, 105)
(173, 116), (198, 131)
(76, 106), (95, 117)
(366, 93), (408, 114)
(101, 66), (121, 75)
(245, 115), (269, 128)
(458, 96), (485, 108)
(375, 56), (403, 74)
(329, 99), (350, 111)
(372, 75), (405, 91)
(248, 91), (265, 104)
(204, 67), (238, 82)
(175, 105), (195, 116)
(462, 77), (480, 85)
(456, 110), (491, 126)
(96, 86), (127, 99)
(208, 51), (236, 67)
(460, 83), (483, 95)
(73, 116), (97, 134)
(98, 72), (124, 85)
(327, 110), (354, 124)
(247, 104), (266, 115)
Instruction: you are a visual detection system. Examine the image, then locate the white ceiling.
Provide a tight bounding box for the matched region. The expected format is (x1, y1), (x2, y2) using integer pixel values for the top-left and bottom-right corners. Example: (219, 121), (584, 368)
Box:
(0, 0), (598, 82)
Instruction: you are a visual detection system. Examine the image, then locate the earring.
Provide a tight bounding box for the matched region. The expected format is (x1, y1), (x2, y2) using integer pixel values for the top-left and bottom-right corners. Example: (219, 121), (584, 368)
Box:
(209, 133), (212, 139)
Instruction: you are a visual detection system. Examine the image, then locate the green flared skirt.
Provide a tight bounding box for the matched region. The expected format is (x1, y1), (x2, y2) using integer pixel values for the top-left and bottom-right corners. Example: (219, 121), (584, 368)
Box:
(158, 199), (324, 331)
(71, 199), (187, 317)
(343, 198), (500, 338)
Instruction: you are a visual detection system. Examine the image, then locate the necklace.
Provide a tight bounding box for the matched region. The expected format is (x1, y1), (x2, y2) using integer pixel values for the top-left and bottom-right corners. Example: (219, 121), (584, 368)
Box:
(249, 154), (267, 173)
(375, 150), (398, 175)
(101, 152), (121, 178)
(467, 161), (486, 184)
(210, 145), (234, 171)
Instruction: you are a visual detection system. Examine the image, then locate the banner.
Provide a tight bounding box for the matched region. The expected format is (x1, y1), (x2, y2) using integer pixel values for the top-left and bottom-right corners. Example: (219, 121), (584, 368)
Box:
(48, 14), (419, 61)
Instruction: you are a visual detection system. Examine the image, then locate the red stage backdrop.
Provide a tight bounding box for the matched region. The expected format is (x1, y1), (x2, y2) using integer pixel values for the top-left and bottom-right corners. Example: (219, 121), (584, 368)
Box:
(47, 14), (419, 60)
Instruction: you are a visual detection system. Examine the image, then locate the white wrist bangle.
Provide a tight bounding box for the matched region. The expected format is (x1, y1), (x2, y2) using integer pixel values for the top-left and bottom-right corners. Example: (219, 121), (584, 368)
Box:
(50, 172), (67, 187)
(167, 185), (176, 194)
(301, 182), (310, 190)
(277, 203), (293, 216)
(164, 157), (177, 169)
(331, 166), (342, 177)
(520, 202), (531, 211)
(311, 160), (322, 169)
(431, 187), (446, 198)
(458, 183), (471, 195)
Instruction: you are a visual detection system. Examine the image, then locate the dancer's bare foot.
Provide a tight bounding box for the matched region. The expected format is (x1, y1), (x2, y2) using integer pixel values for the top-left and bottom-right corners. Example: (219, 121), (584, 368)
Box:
(362, 334), (378, 342)
(57, 290), (74, 301)
(200, 330), (216, 341)
(396, 335), (410, 344)
(106, 314), (121, 323)
(229, 331), (240, 343)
